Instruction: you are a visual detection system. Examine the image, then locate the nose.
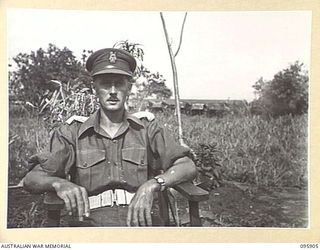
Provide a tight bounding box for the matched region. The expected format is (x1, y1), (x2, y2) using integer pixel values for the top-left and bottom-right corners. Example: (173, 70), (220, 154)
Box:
(110, 84), (116, 94)
(110, 84), (116, 93)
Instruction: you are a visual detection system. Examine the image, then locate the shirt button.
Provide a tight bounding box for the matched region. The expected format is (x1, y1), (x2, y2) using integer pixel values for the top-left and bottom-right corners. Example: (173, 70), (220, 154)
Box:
(112, 140), (117, 143)
(83, 162), (88, 167)
(107, 161), (111, 164)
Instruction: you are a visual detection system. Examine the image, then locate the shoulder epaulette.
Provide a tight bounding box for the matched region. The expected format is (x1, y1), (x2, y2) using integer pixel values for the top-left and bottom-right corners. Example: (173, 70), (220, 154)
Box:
(132, 111), (155, 122)
(65, 115), (89, 125)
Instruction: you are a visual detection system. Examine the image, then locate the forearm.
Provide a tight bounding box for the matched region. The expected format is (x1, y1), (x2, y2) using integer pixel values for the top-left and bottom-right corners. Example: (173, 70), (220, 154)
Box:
(156, 156), (197, 188)
(23, 168), (69, 194)
(24, 166), (90, 220)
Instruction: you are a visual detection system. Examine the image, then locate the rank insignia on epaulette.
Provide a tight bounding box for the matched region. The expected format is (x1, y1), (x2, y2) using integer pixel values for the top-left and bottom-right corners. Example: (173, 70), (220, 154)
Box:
(65, 115), (89, 125)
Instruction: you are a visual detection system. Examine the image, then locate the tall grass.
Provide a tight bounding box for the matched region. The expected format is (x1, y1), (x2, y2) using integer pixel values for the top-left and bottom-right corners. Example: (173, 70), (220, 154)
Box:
(8, 110), (307, 188)
(156, 112), (307, 187)
(8, 113), (50, 185)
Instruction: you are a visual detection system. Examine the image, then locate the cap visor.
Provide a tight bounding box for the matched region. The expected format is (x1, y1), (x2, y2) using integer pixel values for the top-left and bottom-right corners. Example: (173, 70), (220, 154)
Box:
(92, 68), (133, 77)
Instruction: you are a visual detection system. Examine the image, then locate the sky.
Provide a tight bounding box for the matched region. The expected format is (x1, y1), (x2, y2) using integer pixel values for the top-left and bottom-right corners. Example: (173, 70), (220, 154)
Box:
(7, 9), (312, 101)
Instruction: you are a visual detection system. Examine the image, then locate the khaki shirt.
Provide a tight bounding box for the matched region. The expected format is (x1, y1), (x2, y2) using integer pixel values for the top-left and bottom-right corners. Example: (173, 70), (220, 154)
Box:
(32, 110), (189, 195)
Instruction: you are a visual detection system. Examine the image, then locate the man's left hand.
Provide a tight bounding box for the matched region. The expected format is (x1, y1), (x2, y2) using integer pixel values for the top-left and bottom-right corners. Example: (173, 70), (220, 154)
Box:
(126, 179), (159, 226)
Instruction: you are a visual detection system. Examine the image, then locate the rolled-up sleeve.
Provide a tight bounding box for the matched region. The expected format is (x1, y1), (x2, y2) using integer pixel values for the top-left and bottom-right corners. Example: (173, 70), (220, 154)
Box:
(31, 125), (76, 178)
(147, 120), (190, 172)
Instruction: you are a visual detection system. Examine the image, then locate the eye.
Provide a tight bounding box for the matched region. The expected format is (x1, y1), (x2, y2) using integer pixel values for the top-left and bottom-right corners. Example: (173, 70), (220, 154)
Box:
(101, 82), (112, 88)
(118, 82), (126, 87)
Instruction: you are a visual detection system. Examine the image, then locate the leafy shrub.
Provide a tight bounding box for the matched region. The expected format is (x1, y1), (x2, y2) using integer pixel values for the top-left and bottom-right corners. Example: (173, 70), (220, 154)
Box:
(9, 44), (88, 108)
(191, 143), (223, 190)
(252, 61), (308, 116)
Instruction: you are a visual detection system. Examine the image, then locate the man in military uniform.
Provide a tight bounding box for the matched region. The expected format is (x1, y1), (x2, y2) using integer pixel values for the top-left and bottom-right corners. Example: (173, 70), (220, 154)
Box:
(24, 48), (197, 227)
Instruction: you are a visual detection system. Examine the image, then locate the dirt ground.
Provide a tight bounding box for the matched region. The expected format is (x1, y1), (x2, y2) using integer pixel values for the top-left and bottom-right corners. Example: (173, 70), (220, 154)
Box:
(176, 181), (308, 227)
(7, 181), (308, 228)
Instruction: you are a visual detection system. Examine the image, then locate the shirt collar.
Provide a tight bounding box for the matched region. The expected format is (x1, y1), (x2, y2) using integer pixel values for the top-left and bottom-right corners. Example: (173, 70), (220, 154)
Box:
(78, 109), (100, 137)
(78, 109), (144, 138)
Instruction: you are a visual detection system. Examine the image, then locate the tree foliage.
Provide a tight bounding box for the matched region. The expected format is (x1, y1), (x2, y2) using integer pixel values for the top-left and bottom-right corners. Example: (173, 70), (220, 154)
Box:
(252, 61), (308, 116)
(9, 44), (89, 107)
(9, 42), (172, 120)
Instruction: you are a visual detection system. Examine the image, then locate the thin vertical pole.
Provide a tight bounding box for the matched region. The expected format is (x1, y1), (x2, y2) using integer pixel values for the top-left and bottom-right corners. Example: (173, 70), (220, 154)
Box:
(160, 12), (184, 145)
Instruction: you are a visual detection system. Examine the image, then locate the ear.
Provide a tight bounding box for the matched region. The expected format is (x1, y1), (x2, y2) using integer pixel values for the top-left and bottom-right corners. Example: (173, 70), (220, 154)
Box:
(92, 77), (97, 89)
(126, 78), (133, 95)
(127, 82), (133, 92)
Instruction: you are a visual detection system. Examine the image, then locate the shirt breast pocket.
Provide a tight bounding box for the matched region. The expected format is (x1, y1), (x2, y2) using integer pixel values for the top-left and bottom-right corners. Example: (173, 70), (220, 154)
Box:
(122, 147), (147, 187)
(76, 149), (107, 191)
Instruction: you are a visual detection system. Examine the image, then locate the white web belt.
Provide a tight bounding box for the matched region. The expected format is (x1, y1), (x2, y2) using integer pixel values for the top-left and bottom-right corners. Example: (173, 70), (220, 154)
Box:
(88, 189), (135, 210)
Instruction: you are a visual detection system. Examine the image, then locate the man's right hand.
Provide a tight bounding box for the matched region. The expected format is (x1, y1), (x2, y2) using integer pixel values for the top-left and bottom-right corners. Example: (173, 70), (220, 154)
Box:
(52, 180), (90, 221)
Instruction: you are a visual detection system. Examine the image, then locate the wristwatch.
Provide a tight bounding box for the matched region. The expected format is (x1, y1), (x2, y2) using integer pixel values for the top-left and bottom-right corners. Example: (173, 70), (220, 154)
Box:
(154, 176), (166, 192)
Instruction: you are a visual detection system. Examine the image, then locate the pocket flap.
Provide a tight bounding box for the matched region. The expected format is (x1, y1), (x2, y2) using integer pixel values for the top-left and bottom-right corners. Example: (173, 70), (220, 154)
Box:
(122, 147), (146, 165)
(77, 149), (106, 168)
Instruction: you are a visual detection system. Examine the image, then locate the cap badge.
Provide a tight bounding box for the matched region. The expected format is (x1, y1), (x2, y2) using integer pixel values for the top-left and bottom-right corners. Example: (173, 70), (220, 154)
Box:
(109, 52), (117, 63)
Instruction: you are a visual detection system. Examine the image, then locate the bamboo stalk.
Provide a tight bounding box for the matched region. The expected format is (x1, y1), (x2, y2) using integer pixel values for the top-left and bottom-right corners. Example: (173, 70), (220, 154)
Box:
(174, 13), (188, 57)
(160, 12), (184, 145)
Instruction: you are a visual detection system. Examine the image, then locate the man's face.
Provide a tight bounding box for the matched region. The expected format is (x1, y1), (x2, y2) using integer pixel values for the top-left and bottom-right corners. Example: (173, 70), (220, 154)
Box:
(93, 74), (131, 113)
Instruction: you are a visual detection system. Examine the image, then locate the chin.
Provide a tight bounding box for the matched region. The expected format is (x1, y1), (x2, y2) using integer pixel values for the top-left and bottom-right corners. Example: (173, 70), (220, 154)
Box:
(103, 105), (125, 112)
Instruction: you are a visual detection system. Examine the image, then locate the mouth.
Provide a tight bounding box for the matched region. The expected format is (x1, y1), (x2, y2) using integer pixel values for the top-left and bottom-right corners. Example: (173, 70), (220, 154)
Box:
(106, 99), (120, 104)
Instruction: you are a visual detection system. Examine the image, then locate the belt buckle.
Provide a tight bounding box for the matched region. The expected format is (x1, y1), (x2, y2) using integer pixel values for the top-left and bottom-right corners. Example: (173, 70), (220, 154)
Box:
(89, 189), (135, 209)
(114, 189), (124, 206)
(114, 189), (135, 206)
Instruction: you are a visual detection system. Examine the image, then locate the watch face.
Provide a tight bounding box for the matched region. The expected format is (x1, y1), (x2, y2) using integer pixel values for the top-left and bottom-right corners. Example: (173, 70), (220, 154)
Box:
(155, 176), (166, 192)
(157, 177), (165, 185)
